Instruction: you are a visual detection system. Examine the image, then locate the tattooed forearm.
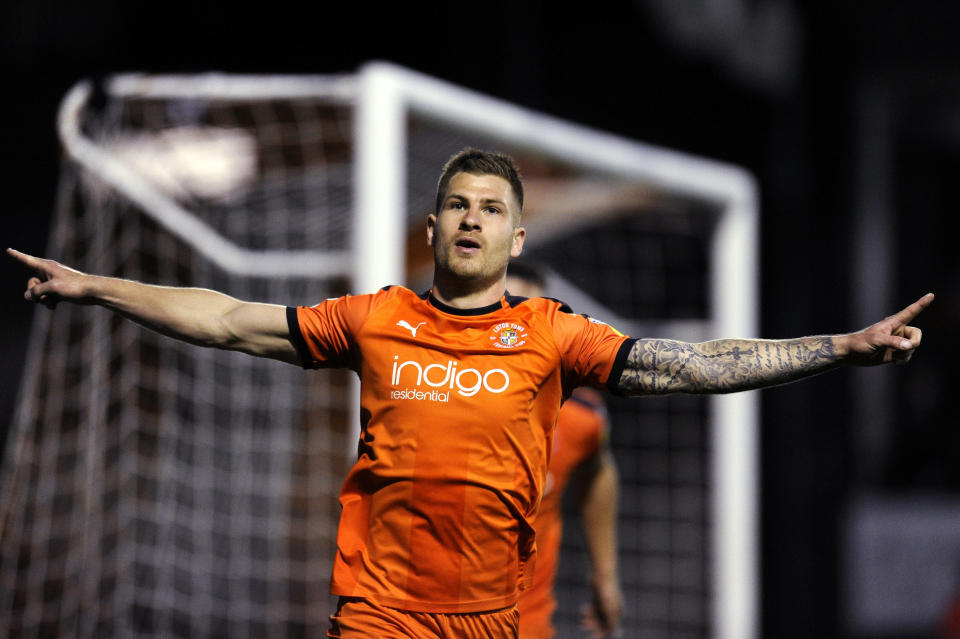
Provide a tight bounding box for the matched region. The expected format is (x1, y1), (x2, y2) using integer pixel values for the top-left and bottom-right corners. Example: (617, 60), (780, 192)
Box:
(617, 336), (840, 396)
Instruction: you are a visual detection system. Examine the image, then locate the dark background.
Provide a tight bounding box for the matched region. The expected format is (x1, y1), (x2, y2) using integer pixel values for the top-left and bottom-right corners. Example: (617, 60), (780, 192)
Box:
(3, 1), (959, 637)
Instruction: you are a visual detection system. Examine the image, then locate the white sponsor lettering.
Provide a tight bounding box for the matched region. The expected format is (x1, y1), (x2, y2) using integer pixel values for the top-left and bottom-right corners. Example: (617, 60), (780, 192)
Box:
(391, 356), (510, 397)
(390, 388), (450, 402)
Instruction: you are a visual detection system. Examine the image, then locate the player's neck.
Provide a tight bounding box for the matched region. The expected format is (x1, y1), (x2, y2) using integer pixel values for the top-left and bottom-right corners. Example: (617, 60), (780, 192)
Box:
(430, 273), (506, 310)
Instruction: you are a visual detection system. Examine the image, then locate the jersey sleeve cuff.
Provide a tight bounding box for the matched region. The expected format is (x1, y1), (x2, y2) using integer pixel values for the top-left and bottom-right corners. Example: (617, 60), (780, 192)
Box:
(605, 337), (637, 396)
(286, 306), (314, 369)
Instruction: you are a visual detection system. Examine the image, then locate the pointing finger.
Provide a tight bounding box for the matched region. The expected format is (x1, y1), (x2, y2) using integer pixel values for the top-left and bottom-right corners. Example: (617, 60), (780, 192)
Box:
(891, 293), (935, 326)
(6, 248), (41, 269)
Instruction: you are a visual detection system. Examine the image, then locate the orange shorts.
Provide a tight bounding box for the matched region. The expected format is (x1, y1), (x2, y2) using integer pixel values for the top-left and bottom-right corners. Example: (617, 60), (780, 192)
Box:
(328, 597), (519, 639)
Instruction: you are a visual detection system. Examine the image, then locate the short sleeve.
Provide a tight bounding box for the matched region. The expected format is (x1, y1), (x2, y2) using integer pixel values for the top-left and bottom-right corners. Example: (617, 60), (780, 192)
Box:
(549, 310), (634, 395)
(292, 293), (377, 371)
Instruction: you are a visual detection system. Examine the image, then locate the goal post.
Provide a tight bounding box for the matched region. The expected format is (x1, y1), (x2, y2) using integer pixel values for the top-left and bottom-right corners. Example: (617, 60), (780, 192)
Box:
(1, 61), (758, 639)
(352, 61), (759, 639)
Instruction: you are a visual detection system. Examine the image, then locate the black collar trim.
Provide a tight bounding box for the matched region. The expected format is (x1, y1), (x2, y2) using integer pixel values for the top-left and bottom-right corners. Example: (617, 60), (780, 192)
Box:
(426, 291), (505, 316)
(504, 292), (529, 308)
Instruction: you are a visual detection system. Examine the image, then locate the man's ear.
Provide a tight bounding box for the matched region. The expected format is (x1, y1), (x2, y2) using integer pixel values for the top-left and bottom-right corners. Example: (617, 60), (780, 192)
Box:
(426, 213), (437, 246)
(510, 226), (526, 258)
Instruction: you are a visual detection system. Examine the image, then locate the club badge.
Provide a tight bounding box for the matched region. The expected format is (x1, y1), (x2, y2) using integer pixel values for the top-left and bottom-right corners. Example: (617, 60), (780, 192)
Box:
(490, 322), (528, 349)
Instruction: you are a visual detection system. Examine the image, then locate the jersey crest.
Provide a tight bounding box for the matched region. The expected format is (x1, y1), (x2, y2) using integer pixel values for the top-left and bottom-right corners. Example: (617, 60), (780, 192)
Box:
(489, 322), (528, 349)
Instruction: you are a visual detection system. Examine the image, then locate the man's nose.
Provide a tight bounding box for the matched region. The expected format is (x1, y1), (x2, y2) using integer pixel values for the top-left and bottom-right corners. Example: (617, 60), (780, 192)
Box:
(459, 207), (481, 229)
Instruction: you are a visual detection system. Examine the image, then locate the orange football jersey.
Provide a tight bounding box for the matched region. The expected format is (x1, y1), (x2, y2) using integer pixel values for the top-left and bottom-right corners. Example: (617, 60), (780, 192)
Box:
(518, 387), (609, 638)
(289, 287), (632, 613)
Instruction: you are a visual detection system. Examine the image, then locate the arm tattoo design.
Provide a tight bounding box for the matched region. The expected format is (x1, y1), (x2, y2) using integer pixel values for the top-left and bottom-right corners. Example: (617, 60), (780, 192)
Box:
(617, 336), (839, 396)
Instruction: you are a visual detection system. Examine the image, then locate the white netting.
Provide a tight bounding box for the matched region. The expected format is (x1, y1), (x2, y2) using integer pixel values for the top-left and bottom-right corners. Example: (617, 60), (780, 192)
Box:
(0, 66), (758, 639)
(0, 83), (355, 638)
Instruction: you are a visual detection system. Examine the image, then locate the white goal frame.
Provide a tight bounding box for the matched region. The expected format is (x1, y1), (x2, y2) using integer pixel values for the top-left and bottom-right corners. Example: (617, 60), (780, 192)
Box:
(55, 61), (760, 639)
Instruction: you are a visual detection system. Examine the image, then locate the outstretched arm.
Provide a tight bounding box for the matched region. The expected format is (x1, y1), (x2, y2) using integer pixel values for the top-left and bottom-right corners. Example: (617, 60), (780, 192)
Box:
(616, 293), (934, 396)
(8, 248), (300, 365)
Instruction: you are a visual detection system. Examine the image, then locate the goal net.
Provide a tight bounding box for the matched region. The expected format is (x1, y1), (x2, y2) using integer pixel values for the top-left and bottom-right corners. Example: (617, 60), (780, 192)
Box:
(0, 63), (758, 639)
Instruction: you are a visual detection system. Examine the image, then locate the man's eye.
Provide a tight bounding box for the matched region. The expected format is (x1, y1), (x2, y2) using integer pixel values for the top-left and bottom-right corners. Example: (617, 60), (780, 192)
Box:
(486, 207), (501, 215)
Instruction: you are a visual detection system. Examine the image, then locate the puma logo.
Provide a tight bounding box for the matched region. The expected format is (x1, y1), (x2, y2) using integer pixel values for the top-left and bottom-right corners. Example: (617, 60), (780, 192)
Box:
(397, 320), (426, 337)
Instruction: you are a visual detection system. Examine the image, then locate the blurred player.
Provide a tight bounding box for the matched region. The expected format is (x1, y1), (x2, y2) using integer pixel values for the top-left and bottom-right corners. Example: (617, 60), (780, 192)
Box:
(506, 261), (623, 639)
(10, 148), (932, 638)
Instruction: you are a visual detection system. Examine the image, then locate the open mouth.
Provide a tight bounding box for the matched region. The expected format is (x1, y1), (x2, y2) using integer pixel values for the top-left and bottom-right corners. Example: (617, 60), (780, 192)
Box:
(455, 237), (481, 251)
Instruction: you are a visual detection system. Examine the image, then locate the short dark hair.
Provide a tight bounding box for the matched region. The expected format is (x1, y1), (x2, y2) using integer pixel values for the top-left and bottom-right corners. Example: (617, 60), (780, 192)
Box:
(506, 259), (547, 289)
(435, 148), (524, 215)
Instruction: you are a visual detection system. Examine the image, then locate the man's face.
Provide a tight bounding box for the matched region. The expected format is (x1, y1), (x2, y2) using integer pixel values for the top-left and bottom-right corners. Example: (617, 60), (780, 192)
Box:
(427, 172), (525, 283)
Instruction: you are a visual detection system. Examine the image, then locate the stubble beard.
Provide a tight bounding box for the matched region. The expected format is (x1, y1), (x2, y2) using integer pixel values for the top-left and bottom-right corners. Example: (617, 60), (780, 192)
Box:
(441, 251), (486, 281)
(435, 242), (506, 286)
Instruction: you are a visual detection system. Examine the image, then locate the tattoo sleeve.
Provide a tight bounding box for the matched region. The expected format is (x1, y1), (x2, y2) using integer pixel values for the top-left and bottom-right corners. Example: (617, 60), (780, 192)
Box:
(616, 336), (840, 396)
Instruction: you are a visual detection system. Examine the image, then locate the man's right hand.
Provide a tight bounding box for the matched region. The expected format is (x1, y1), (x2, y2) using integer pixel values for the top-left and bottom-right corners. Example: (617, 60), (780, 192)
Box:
(7, 247), (299, 364)
(8, 248), (93, 308)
